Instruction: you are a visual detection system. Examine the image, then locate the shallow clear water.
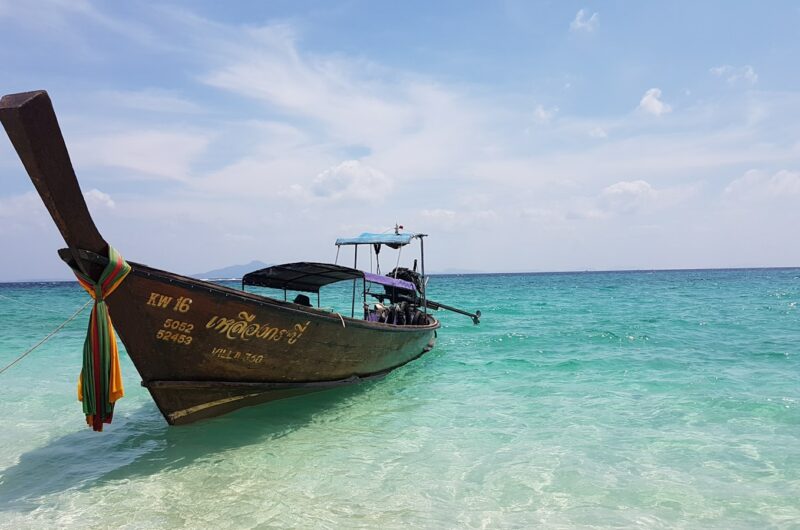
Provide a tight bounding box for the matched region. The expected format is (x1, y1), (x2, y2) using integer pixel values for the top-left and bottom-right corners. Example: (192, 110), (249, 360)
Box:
(0, 269), (798, 528)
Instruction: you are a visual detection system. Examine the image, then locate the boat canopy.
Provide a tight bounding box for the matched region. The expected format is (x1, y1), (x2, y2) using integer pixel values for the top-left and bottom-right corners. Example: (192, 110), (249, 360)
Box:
(242, 262), (415, 293)
(335, 232), (425, 247)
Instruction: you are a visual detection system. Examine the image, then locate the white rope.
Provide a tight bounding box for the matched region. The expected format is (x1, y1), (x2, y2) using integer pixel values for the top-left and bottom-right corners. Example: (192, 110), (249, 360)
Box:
(335, 312), (346, 328)
(0, 292), (68, 314)
(0, 299), (92, 375)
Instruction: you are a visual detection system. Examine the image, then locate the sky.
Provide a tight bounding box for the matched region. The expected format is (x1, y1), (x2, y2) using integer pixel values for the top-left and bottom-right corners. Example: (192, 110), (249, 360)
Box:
(1, 1), (799, 281)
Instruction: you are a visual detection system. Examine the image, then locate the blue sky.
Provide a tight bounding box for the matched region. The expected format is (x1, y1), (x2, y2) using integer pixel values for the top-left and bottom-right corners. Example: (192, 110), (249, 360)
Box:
(1, 1), (799, 280)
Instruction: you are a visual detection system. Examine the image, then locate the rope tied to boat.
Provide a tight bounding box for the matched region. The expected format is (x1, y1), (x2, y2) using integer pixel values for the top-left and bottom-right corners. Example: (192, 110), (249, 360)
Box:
(0, 292), (69, 313)
(0, 299), (91, 376)
(71, 246), (131, 432)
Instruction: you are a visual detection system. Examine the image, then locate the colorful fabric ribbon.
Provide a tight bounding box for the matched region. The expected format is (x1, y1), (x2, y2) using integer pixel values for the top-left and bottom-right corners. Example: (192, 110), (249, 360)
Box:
(72, 246), (131, 431)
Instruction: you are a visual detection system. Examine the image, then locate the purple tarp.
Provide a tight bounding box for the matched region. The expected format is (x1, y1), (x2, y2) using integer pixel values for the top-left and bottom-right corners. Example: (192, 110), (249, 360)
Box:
(363, 272), (415, 291)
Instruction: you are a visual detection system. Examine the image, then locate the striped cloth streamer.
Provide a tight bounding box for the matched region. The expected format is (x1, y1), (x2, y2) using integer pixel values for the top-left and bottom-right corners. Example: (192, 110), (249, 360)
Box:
(73, 246), (131, 432)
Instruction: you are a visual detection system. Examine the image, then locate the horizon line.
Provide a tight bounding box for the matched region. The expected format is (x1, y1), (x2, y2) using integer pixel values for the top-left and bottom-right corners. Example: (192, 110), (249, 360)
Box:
(1, 264), (798, 285)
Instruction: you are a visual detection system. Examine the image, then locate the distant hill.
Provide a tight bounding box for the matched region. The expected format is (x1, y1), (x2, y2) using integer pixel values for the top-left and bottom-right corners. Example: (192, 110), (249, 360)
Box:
(192, 260), (270, 280)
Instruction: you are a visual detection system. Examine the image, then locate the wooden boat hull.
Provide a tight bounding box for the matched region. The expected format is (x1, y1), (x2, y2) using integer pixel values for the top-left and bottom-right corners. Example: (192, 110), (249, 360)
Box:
(105, 260), (438, 424)
(0, 90), (439, 426)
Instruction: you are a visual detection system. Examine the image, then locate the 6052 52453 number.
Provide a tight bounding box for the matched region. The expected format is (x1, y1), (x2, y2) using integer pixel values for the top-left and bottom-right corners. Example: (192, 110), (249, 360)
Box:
(155, 329), (193, 345)
(162, 318), (194, 333)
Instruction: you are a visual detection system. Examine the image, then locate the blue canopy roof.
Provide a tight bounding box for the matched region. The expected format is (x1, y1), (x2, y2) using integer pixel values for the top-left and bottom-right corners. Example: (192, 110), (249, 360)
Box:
(335, 232), (424, 246)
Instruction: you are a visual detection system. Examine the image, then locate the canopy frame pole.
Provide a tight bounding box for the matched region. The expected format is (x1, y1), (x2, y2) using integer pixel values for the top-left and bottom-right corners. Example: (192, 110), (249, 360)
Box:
(317, 292), (320, 308)
(362, 279), (367, 319)
(394, 246), (403, 277)
(420, 236), (427, 316)
(351, 245), (358, 318)
(334, 245), (340, 265)
(283, 289), (287, 302)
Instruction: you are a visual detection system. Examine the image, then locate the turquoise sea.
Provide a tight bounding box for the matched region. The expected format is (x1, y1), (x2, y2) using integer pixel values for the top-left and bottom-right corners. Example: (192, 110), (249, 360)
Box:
(0, 268), (798, 528)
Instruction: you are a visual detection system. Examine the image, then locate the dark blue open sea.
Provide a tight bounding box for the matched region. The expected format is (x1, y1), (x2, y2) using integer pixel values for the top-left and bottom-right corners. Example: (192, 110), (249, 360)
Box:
(0, 268), (798, 528)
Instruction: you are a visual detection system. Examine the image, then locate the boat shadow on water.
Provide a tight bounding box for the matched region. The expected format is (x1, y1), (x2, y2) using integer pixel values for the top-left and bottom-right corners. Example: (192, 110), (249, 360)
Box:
(0, 383), (375, 512)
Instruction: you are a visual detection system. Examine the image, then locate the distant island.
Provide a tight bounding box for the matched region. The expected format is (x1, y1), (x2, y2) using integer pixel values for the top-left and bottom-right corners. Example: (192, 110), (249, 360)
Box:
(191, 260), (270, 280)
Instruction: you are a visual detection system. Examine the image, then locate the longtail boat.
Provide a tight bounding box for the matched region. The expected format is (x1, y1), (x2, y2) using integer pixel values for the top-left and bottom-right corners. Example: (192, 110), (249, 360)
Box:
(0, 90), (479, 428)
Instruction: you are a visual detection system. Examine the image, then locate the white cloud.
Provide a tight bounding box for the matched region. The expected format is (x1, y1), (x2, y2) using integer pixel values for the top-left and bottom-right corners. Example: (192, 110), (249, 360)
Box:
(420, 208), (497, 230)
(201, 24), (417, 145)
(592, 179), (697, 216)
(570, 9), (598, 32)
(600, 180), (659, 214)
(588, 127), (608, 138)
(533, 104), (559, 124)
(710, 65), (758, 86)
(97, 89), (202, 114)
(83, 188), (115, 208)
(193, 21), (490, 182)
(0, 191), (47, 221)
(724, 169), (800, 199)
(420, 208), (456, 221)
(637, 88), (672, 116)
(223, 232), (255, 242)
(0, 191), (52, 237)
(0, 0), (169, 58)
(71, 130), (210, 181)
(309, 160), (393, 201)
(518, 207), (563, 221)
(2, 4), (800, 278)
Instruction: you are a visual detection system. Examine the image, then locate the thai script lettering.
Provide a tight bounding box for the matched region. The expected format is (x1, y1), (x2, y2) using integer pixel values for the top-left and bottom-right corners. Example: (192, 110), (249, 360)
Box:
(205, 311), (310, 345)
